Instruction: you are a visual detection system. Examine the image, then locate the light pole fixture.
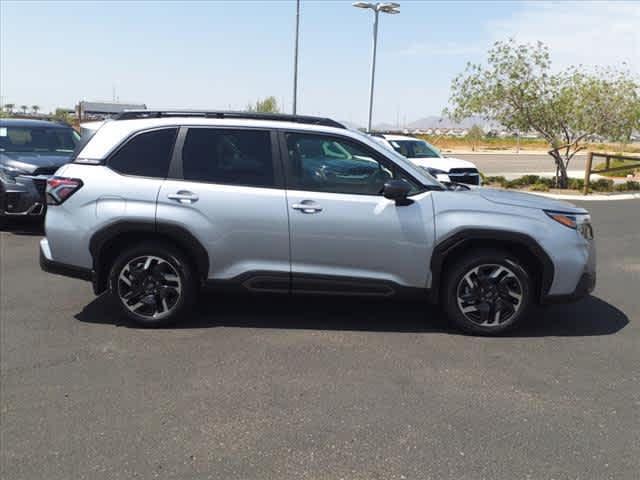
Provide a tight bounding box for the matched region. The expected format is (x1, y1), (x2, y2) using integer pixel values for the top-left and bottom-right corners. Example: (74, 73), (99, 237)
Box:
(353, 2), (400, 132)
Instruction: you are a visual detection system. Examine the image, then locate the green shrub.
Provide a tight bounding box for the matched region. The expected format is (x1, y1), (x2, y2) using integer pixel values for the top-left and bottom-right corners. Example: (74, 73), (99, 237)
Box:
(590, 178), (615, 192)
(519, 174), (541, 185)
(613, 181), (640, 192)
(530, 183), (550, 192)
(485, 175), (507, 185)
(568, 178), (585, 190)
(536, 177), (554, 187)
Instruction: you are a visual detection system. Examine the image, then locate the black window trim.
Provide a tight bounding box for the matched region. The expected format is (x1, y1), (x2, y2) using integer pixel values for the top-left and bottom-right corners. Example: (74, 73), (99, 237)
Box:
(103, 126), (179, 181)
(171, 125), (284, 190)
(276, 129), (429, 197)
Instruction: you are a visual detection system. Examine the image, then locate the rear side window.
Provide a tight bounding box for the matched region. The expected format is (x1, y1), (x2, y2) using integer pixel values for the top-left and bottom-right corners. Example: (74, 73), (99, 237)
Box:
(108, 128), (177, 178)
(182, 128), (274, 187)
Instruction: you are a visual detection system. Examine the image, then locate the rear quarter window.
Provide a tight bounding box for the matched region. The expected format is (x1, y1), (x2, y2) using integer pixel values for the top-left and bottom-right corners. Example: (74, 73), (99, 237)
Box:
(107, 128), (177, 178)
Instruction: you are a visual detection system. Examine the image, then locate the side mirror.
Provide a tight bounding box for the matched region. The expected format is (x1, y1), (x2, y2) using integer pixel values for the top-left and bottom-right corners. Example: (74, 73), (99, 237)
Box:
(383, 179), (413, 205)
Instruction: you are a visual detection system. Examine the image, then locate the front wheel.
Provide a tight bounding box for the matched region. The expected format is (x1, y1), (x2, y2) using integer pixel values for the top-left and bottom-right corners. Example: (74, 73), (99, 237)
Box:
(442, 249), (532, 335)
(108, 242), (197, 327)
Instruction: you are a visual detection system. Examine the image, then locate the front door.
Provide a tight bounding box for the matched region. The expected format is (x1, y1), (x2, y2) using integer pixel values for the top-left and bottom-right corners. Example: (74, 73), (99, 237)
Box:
(282, 131), (435, 294)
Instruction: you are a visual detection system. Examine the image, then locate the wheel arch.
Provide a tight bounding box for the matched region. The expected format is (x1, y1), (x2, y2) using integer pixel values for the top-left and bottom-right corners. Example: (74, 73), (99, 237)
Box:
(429, 229), (554, 304)
(89, 221), (209, 294)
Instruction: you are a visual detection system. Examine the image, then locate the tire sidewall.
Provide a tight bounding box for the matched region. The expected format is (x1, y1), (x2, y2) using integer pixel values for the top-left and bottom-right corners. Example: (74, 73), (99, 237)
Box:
(108, 243), (195, 327)
(443, 252), (532, 335)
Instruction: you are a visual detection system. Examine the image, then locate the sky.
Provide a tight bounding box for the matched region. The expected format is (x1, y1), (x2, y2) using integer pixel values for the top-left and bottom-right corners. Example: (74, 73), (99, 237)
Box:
(0, 0), (638, 126)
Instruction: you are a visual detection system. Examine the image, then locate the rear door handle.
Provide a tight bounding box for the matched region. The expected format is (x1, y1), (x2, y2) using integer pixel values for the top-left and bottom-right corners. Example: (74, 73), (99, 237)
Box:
(167, 191), (199, 204)
(292, 200), (322, 214)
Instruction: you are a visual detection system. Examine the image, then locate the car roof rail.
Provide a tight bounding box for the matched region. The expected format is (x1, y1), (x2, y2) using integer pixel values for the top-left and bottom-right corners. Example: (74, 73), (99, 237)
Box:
(114, 110), (346, 129)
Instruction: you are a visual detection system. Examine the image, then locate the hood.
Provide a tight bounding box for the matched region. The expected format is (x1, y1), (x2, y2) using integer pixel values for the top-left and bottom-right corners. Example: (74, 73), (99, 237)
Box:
(475, 188), (587, 213)
(410, 156), (477, 171)
(0, 151), (73, 174)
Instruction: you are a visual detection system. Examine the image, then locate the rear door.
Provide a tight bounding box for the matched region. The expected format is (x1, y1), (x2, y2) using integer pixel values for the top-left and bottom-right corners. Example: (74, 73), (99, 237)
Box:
(156, 126), (290, 289)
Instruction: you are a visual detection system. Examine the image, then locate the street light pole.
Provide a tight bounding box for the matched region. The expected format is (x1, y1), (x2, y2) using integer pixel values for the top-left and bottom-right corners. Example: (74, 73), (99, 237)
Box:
(353, 2), (400, 132)
(292, 0), (300, 115)
(367, 8), (379, 133)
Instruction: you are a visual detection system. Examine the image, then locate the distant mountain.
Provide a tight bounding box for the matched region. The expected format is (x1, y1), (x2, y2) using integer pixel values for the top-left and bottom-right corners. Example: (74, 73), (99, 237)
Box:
(407, 115), (498, 130)
(350, 117), (503, 132)
(371, 122), (397, 131)
(371, 115), (500, 131)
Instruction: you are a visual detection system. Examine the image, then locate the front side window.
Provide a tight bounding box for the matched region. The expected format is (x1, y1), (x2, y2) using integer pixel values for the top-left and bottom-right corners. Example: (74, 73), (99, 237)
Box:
(0, 126), (79, 153)
(182, 128), (274, 187)
(108, 128), (177, 178)
(286, 132), (402, 195)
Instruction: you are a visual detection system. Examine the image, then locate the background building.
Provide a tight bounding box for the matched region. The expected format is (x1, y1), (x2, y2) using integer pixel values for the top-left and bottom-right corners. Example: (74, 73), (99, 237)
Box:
(76, 101), (146, 120)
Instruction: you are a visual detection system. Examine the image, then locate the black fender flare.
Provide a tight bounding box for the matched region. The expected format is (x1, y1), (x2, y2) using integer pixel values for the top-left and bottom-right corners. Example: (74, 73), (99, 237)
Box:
(89, 221), (209, 294)
(428, 229), (554, 303)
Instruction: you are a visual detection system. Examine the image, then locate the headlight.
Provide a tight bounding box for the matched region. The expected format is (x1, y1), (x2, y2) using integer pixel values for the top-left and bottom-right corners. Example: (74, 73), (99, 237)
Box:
(578, 219), (594, 240)
(0, 164), (28, 183)
(545, 210), (593, 239)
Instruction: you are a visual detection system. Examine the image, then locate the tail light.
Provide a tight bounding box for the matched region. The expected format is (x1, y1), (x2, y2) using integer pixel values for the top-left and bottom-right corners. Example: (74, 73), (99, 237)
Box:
(46, 177), (83, 205)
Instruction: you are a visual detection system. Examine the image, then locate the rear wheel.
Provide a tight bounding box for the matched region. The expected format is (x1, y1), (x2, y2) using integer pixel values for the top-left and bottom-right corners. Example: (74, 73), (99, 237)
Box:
(442, 249), (532, 335)
(108, 242), (197, 327)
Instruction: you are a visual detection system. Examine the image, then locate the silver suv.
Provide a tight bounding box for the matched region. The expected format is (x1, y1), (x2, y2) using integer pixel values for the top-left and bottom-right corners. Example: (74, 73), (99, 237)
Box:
(39, 111), (596, 335)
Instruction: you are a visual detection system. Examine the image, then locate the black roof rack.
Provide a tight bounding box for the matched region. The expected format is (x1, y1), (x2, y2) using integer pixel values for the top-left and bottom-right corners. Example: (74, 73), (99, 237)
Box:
(114, 110), (346, 129)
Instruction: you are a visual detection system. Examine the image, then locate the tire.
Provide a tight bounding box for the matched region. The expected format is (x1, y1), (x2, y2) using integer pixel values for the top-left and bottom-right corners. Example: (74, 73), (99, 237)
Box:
(442, 248), (532, 335)
(108, 242), (197, 327)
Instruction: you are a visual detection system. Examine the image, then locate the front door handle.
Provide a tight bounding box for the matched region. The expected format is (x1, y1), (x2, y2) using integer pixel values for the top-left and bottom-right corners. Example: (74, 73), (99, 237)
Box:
(167, 191), (199, 204)
(292, 200), (323, 214)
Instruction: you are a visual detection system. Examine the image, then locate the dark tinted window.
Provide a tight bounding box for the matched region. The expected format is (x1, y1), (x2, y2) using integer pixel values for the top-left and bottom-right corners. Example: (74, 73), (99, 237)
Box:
(286, 132), (400, 195)
(108, 128), (177, 178)
(182, 128), (274, 187)
(390, 140), (439, 158)
(0, 126), (79, 153)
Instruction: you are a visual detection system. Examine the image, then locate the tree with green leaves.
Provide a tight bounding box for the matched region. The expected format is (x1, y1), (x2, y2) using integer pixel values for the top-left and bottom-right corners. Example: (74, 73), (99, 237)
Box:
(4, 103), (15, 114)
(52, 108), (72, 124)
(20, 105), (28, 115)
(446, 39), (640, 188)
(31, 105), (40, 115)
(466, 124), (484, 152)
(246, 96), (280, 114)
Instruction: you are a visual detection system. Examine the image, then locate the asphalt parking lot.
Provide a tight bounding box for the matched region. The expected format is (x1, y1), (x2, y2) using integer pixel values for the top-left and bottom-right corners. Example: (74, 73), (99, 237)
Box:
(1, 199), (638, 480)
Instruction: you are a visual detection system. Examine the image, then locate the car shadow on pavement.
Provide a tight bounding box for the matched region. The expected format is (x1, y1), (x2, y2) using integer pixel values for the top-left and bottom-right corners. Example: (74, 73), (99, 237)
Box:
(0, 218), (44, 236)
(76, 293), (628, 337)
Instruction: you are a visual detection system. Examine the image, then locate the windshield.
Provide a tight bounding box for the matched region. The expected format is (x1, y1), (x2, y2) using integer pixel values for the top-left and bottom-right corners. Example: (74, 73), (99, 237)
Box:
(0, 126), (80, 153)
(389, 139), (440, 158)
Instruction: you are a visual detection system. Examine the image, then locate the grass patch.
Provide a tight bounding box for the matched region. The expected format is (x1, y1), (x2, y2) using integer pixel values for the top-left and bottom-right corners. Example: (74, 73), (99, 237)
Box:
(594, 159), (640, 177)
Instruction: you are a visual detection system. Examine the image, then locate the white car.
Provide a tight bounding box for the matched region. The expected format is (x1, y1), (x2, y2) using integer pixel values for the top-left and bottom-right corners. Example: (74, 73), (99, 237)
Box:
(374, 134), (482, 186)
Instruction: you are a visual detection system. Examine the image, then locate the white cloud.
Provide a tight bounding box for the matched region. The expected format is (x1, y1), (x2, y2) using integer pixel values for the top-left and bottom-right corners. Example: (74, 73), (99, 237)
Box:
(487, 1), (640, 74)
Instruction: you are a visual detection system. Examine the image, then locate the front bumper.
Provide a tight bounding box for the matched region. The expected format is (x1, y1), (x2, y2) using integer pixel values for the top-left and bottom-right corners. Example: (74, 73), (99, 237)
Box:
(542, 271), (596, 304)
(39, 238), (93, 282)
(541, 230), (596, 304)
(0, 174), (49, 217)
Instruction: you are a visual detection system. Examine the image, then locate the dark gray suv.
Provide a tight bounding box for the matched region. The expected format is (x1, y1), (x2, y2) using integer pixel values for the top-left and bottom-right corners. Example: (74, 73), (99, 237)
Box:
(0, 118), (80, 223)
